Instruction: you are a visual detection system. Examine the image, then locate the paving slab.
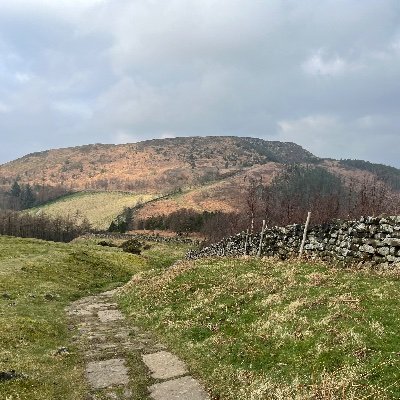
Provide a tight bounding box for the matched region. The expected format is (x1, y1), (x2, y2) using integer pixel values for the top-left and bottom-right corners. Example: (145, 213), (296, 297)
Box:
(86, 358), (129, 389)
(142, 351), (188, 380)
(98, 309), (124, 322)
(149, 376), (210, 400)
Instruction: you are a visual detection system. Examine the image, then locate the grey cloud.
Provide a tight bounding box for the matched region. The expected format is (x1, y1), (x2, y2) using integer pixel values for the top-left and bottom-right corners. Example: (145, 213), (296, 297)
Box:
(0, 0), (399, 167)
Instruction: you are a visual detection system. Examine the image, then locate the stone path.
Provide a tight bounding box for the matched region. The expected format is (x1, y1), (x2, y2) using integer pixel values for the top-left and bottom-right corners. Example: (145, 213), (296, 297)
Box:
(67, 289), (210, 400)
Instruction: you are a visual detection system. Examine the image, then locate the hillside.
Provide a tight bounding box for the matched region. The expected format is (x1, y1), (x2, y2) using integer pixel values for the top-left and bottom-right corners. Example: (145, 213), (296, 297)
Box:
(134, 162), (282, 219)
(1, 136), (399, 229)
(0, 136), (316, 193)
(29, 191), (155, 230)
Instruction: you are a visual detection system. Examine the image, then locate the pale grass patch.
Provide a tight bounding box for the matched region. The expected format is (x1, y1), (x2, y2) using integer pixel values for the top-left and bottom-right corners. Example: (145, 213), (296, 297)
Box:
(210, 364), (382, 400)
(307, 271), (330, 286)
(338, 327), (365, 347)
(120, 260), (195, 299)
(369, 320), (385, 337)
(330, 292), (361, 310)
(371, 288), (386, 299)
(317, 310), (343, 327)
(259, 293), (285, 307)
(252, 299), (311, 340)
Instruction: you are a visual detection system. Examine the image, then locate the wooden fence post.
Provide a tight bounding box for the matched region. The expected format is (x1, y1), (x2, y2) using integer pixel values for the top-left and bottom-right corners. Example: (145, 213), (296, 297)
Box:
(257, 220), (266, 258)
(244, 229), (249, 256)
(299, 211), (311, 258)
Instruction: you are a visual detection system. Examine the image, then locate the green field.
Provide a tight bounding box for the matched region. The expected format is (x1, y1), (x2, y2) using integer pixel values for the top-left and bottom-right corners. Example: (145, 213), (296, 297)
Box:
(0, 235), (190, 399)
(119, 257), (400, 399)
(0, 236), (143, 399)
(3, 233), (400, 400)
(29, 191), (155, 230)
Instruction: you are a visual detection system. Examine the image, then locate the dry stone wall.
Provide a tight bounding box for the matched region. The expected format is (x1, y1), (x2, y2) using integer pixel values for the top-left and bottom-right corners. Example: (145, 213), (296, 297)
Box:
(82, 232), (198, 245)
(187, 216), (400, 267)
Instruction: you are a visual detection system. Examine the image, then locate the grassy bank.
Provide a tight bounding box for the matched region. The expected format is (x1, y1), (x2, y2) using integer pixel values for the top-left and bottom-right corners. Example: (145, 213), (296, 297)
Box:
(119, 257), (400, 399)
(29, 191), (154, 230)
(0, 235), (189, 399)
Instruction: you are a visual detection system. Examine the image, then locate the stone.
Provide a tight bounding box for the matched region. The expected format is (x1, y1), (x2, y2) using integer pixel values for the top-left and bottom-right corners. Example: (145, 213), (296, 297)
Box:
(339, 248), (351, 257)
(55, 346), (69, 355)
(0, 370), (26, 381)
(69, 308), (92, 316)
(383, 238), (400, 247)
(86, 358), (129, 389)
(149, 376), (210, 400)
(380, 224), (394, 233)
(354, 223), (366, 232)
(359, 244), (375, 254)
(97, 310), (124, 322)
(377, 247), (390, 256)
(142, 351), (188, 380)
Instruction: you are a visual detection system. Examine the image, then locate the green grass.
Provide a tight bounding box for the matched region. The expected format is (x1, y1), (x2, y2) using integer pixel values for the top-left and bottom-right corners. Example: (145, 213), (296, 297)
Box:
(0, 236), (141, 399)
(0, 235), (190, 400)
(119, 257), (400, 400)
(29, 191), (155, 230)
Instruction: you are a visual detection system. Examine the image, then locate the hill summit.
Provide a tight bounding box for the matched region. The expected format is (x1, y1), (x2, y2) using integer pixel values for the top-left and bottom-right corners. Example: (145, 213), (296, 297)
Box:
(0, 136), (317, 192)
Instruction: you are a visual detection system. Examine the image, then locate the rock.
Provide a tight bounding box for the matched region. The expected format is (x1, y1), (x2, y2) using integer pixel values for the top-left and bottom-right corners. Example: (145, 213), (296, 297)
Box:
(380, 224), (394, 233)
(383, 238), (400, 247)
(149, 376), (210, 400)
(355, 223), (367, 232)
(0, 370), (26, 381)
(86, 359), (129, 389)
(142, 351), (188, 380)
(55, 347), (69, 355)
(359, 244), (375, 254)
(377, 247), (390, 256)
(97, 309), (124, 323)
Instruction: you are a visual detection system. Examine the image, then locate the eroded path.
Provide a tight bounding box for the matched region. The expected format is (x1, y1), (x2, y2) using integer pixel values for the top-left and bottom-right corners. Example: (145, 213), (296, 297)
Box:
(66, 289), (210, 400)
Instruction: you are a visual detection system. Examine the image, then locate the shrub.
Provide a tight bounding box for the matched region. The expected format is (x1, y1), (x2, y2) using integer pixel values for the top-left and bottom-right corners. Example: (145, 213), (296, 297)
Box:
(120, 239), (142, 254)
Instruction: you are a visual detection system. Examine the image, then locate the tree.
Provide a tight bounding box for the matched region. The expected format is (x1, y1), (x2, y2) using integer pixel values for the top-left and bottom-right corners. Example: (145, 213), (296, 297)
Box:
(10, 181), (21, 198)
(20, 184), (36, 209)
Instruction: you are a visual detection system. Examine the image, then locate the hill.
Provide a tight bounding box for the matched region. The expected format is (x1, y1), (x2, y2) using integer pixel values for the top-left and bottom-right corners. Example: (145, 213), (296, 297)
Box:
(1, 136), (399, 231)
(0, 136), (316, 193)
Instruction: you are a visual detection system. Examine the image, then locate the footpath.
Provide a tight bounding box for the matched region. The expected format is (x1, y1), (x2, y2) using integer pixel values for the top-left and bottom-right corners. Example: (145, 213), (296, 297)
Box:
(66, 289), (210, 400)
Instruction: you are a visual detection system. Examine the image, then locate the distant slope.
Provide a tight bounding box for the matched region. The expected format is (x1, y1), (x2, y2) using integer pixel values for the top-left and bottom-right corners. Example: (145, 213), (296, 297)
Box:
(0, 136), (317, 192)
(135, 162), (282, 219)
(30, 191), (154, 230)
(338, 159), (400, 191)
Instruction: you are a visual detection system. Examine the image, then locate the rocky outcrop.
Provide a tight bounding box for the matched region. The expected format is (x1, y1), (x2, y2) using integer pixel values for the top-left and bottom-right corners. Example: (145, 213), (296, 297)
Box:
(187, 216), (400, 267)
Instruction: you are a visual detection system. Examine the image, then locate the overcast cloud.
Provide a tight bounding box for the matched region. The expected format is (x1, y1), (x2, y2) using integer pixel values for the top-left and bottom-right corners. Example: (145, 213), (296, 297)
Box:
(0, 0), (399, 167)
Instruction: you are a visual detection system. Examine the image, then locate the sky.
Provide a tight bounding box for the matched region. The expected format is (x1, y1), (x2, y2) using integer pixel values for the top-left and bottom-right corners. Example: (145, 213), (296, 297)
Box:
(0, 0), (399, 167)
